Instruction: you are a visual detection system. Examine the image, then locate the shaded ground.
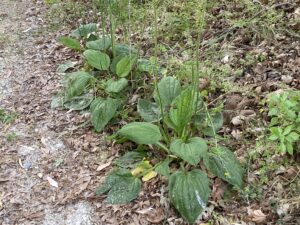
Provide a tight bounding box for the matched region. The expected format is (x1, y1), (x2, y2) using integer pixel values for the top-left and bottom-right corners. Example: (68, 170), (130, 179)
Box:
(0, 0), (300, 225)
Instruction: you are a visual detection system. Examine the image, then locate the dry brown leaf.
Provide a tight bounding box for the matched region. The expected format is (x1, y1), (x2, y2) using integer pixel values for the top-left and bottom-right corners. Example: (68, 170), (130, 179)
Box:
(46, 176), (58, 188)
(96, 162), (111, 172)
(247, 207), (267, 224)
(212, 178), (226, 201)
(146, 207), (165, 224)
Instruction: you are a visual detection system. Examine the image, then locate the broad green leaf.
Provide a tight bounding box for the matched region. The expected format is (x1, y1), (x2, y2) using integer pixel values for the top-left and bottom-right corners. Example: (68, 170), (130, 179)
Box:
(136, 59), (155, 73)
(71, 23), (97, 38)
(287, 132), (299, 142)
(115, 44), (138, 56)
(105, 78), (128, 93)
(155, 157), (172, 178)
(169, 170), (210, 223)
(114, 151), (147, 169)
(118, 122), (162, 145)
(58, 36), (81, 50)
(63, 94), (93, 111)
(51, 95), (64, 109)
(269, 117), (279, 126)
(154, 76), (181, 108)
(96, 168), (131, 195)
(91, 98), (120, 132)
(86, 37), (111, 50)
(65, 71), (93, 98)
(96, 168), (142, 204)
(90, 97), (103, 111)
(137, 99), (161, 122)
(283, 125), (293, 135)
(169, 88), (198, 134)
(110, 54), (125, 74)
(84, 49), (110, 70)
(170, 137), (207, 165)
(286, 142), (294, 155)
(204, 147), (244, 188)
(269, 134), (279, 141)
(56, 61), (77, 73)
(116, 55), (137, 78)
(203, 112), (224, 136)
(107, 176), (141, 204)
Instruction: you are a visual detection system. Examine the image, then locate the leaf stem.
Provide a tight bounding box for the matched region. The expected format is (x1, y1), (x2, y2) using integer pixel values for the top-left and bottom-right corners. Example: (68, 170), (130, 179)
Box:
(155, 141), (170, 154)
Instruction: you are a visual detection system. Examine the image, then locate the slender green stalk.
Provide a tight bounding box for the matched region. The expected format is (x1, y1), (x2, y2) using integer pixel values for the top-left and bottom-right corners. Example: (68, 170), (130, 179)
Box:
(109, 1), (116, 58)
(204, 103), (218, 148)
(152, 2), (169, 144)
(194, 0), (207, 108)
(155, 141), (170, 154)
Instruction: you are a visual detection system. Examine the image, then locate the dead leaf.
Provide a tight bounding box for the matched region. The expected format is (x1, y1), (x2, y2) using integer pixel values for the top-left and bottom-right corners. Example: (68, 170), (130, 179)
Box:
(147, 208), (165, 224)
(96, 162), (111, 172)
(231, 129), (242, 140)
(212, 178), (226, 201)
(136, 207), (154, 215)
(231, 116), (244, 126)
(46, 176), (58, 188)
(247, 208), (267, 224)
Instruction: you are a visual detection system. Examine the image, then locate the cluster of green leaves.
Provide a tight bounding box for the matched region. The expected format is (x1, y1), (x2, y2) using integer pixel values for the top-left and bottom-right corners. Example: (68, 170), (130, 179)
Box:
(97, 76), (244, 223)
(53, 23), (153, 132)
(0, 108), (17, 125)
(267, 90), (300, 155)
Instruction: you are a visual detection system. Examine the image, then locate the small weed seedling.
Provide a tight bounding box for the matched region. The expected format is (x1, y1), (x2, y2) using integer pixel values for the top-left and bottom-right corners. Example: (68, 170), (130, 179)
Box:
(267, 90), (300, 155)
(0, 108), (17, 125)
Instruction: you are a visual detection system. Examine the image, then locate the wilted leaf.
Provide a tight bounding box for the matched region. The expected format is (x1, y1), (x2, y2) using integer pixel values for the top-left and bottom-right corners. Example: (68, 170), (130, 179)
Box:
(142, 171), (157, 182)
(131, 160), (152, 176)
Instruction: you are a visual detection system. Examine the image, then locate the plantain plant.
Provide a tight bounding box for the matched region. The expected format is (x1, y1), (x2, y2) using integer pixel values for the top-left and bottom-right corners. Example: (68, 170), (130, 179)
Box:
(96, 0), (244, 223)
(97, 76), (244, 223)
(52, 23), (154, 132)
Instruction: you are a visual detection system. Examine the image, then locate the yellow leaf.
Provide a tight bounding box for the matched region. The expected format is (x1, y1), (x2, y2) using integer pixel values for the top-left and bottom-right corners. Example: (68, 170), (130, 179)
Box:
(131, 160), (152, 176)
(131, 167), (144, 176)
(142, 171), (157, 182)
